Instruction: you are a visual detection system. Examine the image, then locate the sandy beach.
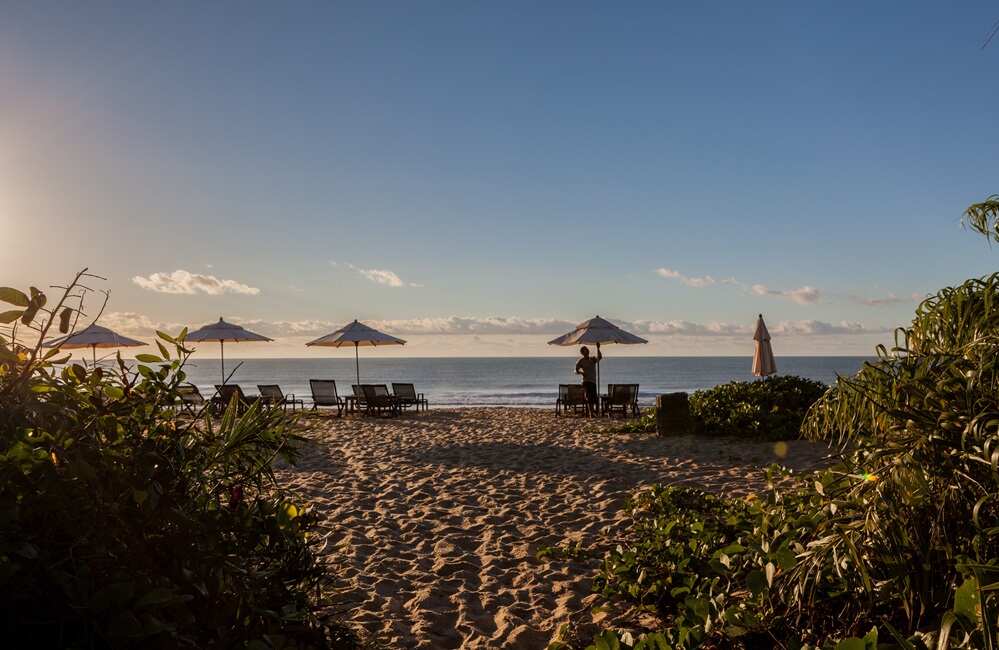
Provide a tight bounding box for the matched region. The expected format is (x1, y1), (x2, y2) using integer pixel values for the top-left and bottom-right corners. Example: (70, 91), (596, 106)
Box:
(275, 408), (830, 649)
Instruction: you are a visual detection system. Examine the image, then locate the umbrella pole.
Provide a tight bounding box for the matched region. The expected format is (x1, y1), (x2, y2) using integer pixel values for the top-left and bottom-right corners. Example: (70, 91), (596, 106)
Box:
(92, 344), (97, 368)
(594, 342), (602, 416)
(220, 340), (225, 385)
(354, 342), (360, 386)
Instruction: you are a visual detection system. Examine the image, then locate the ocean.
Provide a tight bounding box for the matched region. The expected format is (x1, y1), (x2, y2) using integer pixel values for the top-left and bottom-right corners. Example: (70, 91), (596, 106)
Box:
(178, 357), (870, 407)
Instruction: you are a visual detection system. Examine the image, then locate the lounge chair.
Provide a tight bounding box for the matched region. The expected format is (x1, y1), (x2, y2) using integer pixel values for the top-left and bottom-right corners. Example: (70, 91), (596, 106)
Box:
(350, 384), (368, 413)
(257, 384), (305, 411)
(603, 383), (640, 417)
(360, 384), (400, 417)
(556, 384), (588, 416)
(177, 383), (206, 415)
(392, 383), (428, 412)
(214, 384), (259, 415)
(310, 379), (345, 416)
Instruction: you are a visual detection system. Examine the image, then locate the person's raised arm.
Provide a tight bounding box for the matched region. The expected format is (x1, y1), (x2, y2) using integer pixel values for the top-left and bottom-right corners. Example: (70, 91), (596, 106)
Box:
(596, 343), (603, 362)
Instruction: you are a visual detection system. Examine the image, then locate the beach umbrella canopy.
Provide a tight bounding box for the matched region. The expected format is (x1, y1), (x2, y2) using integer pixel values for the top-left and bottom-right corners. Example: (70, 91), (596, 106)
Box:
(548, 316), (648, 393)
(306, 320), (406, 386)
(43, 323), (146, 365)
(547, 316), (648, 347)
(186, 317), (273, 384)
(752, 314), (777, 377)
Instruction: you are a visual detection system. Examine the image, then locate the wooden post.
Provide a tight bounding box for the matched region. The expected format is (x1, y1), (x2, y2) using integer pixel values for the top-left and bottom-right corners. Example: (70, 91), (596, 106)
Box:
(656, 392), (693, 436)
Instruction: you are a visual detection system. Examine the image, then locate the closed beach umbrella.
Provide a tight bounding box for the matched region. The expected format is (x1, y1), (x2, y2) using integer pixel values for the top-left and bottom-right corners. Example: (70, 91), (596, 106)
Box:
(43, 323), (146, 366)
(186, 317), (273, 385)
(548, 315), (648, 394)
(752, 314), (777, 377)
(306, 320), (406, 386)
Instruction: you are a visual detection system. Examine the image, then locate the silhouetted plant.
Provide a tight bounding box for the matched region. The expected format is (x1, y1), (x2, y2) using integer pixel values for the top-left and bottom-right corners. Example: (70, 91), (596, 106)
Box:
(0, 272), (357, 648)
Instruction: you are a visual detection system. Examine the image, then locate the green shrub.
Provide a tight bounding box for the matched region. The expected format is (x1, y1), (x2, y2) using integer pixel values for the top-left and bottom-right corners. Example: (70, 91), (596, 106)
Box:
(615, 408), (657, 433)
(688, 375), (827, 440)
(595, 486), (770, 647)
(0, 273), (356, 648)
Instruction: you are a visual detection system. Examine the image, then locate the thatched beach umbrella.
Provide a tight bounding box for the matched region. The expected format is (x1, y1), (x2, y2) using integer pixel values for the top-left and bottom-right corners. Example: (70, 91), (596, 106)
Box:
(548, 315), (648, 394)
(43, 323), (146, 366)
(752, 314), (777, 377)
(306, 320), (406, 386)
(186, 317), (273, 385)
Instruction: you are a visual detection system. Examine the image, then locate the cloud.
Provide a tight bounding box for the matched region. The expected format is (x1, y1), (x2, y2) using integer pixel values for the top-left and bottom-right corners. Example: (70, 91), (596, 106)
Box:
(359, 268), (405, 287)
(234, 315), (885, 338)
(751, 284), (821, 304)
(239, 319), (339, 338)
(770, 320), (882, 336)
(634, 320), (751, 336)
(100, 312), (184, 335)
(630, 319), (882, 337)
(656, 267), (818, 304)
(370, 316), (578, 335)
(132, 270), (260, 295)
(331, 261), (421, 288)
(655, 267), (720, 288)
(93, 312), (889, 341)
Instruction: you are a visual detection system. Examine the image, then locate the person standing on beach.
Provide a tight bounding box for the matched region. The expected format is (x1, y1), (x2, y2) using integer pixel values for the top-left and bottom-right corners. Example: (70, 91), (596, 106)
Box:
(575, 344), (602, 416)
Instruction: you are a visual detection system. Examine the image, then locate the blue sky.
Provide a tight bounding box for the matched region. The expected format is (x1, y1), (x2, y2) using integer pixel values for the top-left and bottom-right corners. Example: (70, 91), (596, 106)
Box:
(3, 2), (999, 357)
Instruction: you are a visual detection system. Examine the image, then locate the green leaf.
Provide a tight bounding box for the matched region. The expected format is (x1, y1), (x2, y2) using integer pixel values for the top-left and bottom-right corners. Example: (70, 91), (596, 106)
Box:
(20, 304), (39, 325)
(775, 546), (797, 571)
(135, 354), (162, 363)
(0, 309), (22, 324)
(953, 576), (980, 624)
(0, 287), (29, 307)
(861, 626), (878, 649)
(747, 569), (767, 596)
(834, 638), (866, 650)
(28, 286), (45, 307)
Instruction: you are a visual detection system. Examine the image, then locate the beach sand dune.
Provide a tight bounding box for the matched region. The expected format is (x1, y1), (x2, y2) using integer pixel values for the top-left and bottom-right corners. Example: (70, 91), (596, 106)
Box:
(275, 408), (828, 648)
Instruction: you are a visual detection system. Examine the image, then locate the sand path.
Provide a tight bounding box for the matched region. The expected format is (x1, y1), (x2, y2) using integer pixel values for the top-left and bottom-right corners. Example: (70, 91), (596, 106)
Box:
(275, 408), (828, 649)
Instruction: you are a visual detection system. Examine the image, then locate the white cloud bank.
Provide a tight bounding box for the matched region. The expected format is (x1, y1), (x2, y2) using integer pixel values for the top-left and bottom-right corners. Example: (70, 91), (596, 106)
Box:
(101, 312), (184, 334)
(132, 270), (260, 295)
(101, 313), (886, 339)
